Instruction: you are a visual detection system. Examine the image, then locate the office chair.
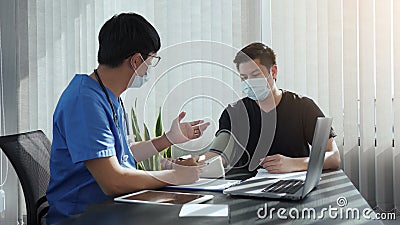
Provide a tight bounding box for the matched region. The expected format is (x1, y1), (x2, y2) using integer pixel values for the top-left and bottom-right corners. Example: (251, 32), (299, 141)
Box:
(0, 130), (51, 225)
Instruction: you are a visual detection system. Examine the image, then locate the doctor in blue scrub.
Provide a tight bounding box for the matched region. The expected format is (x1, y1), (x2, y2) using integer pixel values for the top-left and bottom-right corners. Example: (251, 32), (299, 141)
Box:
(46, 13), (210, 224)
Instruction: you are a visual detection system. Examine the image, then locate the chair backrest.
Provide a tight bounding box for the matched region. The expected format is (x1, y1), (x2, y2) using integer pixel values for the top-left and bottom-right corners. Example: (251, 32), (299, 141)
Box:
(0, 130), (51, 225)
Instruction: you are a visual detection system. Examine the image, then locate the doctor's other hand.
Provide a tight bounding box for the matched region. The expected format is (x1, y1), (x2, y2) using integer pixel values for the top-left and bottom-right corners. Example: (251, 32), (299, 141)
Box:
(174, 156), (205, 167)
(174, 157), (197, 166)
(259, 154), (303, 174)
(160, 156), (204, 170)
(165, 111), (210, 145)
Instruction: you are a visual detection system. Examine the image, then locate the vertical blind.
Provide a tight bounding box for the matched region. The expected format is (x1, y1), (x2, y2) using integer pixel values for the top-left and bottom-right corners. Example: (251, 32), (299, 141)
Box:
(0, 0), (399, 222)
(23, 0), (261, 139)
(263, 0), (399, 211)
(394, 0), (400, 212)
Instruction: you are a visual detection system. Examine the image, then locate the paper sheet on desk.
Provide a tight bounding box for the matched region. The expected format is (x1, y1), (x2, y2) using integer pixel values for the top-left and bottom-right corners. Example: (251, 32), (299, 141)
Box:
(179, 204), (229, 217)
(199, 155), (225, 178)
(253, 169), (307, 181)
(165, 178), (241, 192)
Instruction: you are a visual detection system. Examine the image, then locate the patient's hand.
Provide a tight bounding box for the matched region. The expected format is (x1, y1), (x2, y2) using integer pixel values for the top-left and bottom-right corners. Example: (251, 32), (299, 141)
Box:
(259, 154), (306, 174)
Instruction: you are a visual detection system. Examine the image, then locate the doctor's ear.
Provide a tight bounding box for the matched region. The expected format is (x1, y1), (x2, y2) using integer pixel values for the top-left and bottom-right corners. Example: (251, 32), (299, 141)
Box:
(129, 53), (143, 69)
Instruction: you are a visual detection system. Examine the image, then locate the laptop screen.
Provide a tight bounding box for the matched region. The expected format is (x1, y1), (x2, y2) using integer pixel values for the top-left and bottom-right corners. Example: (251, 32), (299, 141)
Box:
(301, 117), (333, 197)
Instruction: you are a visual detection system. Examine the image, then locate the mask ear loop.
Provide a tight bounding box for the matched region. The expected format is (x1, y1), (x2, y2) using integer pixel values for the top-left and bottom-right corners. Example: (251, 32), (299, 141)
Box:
(127, 55), (139, 88)
(130, 54), (147, 73)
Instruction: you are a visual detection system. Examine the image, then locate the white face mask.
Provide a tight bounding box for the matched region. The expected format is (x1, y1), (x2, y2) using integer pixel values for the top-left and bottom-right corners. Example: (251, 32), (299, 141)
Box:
(241, 78), (271, 101)
(127, 55), (151, 89)
(129, 72), (149, 88)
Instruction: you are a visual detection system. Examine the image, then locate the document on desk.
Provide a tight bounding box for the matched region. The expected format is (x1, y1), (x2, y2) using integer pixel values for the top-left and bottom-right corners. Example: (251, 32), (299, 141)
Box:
(179, 204), (229, 217)
(199, 155), (225, 178)
(253, 169), (307, 181)
(165, 178), (241, 192)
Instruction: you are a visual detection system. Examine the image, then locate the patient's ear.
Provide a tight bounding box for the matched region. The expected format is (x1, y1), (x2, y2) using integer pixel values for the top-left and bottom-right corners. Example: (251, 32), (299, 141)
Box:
(270, 65), (278, 81)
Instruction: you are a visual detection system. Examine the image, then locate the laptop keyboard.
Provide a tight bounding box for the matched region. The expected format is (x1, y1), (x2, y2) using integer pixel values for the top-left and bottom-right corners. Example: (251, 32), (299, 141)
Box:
(262, 179), (304, 194)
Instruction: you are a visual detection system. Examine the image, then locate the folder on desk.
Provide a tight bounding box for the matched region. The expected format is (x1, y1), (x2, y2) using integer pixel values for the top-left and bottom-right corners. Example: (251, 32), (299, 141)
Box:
(165, 178), (241, 192)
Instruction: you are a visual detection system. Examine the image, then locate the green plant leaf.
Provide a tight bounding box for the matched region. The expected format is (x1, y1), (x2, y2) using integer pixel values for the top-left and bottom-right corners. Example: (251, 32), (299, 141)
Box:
(143, 158), (150, 171)
(136, 161), (145, 170)
(166, 146), (172, 158)
(155, 108), (163, 137)
(152, 154), (157, 171)
(144, 123), (151, 141)
(131, 107), (142, 142)
(156, 154), (161, 170)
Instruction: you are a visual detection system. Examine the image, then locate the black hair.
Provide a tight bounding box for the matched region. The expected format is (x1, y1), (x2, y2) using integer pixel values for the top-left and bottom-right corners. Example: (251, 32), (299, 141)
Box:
(233, 42), (276, 71)
(97, 13), (161, 68)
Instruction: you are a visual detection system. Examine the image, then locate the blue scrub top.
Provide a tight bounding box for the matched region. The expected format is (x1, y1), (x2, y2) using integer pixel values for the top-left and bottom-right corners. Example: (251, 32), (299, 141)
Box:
(46, 74), (136, 225)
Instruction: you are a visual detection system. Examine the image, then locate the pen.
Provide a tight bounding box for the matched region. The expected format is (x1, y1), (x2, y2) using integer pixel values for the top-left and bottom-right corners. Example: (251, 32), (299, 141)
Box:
(177, 154), (192, 161)
(178, 154), (206, 162)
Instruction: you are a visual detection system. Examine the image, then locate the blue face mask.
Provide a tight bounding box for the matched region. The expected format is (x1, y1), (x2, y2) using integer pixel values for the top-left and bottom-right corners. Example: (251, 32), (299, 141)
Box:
(241, 78), (271, 101)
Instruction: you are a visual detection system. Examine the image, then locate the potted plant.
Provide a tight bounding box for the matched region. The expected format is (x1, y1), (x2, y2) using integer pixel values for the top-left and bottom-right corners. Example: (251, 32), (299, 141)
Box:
(131, 100), (172, 171)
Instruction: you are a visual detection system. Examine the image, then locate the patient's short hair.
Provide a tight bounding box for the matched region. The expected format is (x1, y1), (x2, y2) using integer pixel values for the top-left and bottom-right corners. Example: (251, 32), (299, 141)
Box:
(233, 42), (276, 71)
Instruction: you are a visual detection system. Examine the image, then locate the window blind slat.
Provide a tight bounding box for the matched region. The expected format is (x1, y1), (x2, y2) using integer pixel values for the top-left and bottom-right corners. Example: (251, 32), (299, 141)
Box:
(375, 0), (394, 211)
(60, 0), (68, 90)
(284, 0), (294, 92)
(294, 0), (307, 95)
(270, 0), (286, 89)
(45, 0), (54, 133)
(86, 0), (96, 71)
(53, 0), (63, 118)
(93, 0), (103, 56)
(152, 0), (167, 121)
(359, 0), (376, 206)
(79, 1), (87, 72)
(66, 1), (76, 79)
(342, 0), (360, 188)
(211, 0), (223, 121)
(16, 0), (29, 132)
(305, 0), (319, 102)
(36, 0), (47, 132)
(261, 0), (272, 46)
(317, 0), (329, 113)
(327, 0), (343, 171)
(28, 0), (38, 130)
(145, 0), (158, 127)
(392, 0), (400, 210)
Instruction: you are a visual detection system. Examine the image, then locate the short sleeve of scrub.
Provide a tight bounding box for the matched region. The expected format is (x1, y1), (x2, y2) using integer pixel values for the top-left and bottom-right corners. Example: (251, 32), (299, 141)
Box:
(63, 93), (116, 163)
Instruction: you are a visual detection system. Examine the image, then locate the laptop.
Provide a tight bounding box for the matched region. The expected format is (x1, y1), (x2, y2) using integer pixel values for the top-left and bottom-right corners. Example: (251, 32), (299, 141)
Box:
(223, 117), (333, 200)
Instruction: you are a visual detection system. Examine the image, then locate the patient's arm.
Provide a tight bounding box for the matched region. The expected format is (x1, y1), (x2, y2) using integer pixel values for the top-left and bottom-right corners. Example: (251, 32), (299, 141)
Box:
(321, 138), (341, 170)
(259, 138), (341, 173)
